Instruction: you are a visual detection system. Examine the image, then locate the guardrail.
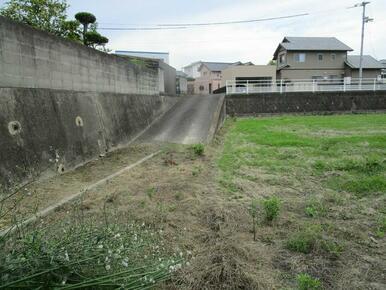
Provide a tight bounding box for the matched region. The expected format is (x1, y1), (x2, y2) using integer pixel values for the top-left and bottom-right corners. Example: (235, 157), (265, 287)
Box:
(226, 78), (386, 94)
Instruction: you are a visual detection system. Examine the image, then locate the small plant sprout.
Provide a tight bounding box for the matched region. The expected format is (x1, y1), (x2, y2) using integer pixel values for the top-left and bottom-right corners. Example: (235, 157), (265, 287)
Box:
(249, 199), (258, 241)
(296, 273), (321, 290)
(262, 196), (281, 223)
(191, 143), (204, 156)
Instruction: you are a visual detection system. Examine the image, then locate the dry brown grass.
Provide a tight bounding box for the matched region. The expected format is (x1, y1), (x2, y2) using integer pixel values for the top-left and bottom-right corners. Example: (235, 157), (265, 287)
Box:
(2, 116), (386, 289)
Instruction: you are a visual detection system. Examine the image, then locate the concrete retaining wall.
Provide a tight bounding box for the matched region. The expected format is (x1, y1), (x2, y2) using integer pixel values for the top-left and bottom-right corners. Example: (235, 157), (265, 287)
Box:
(0, 88), (177, 188)
(0, 16), (159, 95)
(226, 91), (386, 116)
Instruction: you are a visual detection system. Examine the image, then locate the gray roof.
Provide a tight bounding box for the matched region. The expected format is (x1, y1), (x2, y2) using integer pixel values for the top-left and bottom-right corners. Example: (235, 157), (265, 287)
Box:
(345, 55), (383, 69)
(176, 70), (188, 78)
(274, 37), (353, 58)
(199, 62), (233, 72)
(380, 59), (386, 67)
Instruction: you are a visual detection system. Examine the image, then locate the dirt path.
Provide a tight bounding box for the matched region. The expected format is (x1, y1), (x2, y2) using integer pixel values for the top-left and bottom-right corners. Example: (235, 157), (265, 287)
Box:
(0, 144), (162, 230)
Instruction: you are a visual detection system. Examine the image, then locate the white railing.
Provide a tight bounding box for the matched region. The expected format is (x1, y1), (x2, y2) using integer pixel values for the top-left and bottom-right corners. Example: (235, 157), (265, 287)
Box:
(226, 78), (386, 94)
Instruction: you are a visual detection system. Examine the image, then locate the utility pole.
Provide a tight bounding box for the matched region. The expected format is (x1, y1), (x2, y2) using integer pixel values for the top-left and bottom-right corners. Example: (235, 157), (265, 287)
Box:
(353, 1), (373, 83)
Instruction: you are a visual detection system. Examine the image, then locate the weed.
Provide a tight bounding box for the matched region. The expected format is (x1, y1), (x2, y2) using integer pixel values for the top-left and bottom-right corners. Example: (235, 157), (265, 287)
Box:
(174, 192), (183, 201)
(320, 239), (344, 257)
(297, 273), (321, 290)
(191, 143), (204, 156)
(146, 187), (156, 199)
(286, 225), (322, 254)
(0, 217), (181, 289)
(305, 199), (327, 218)
(192, 165), (202, 176)
(262, 196), (281, 222)
(376, 215), (386, 238)
(249, 199), (258, 241)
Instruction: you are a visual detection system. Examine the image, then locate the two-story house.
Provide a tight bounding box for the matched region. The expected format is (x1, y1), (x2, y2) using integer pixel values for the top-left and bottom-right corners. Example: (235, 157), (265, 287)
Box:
(194, 62), (233, 94)
(273, 37), (353, 80)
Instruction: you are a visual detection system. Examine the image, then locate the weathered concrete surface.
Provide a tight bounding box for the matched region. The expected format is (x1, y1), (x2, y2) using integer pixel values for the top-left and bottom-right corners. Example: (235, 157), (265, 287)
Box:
(139, 95), (225, 144)
(226, 90), (386, 115)
(0, 16), (159, 94)
(0, 88), (178, 188)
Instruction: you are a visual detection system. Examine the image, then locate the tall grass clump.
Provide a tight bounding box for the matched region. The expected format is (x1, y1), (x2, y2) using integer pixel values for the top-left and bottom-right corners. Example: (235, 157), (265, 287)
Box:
(0, 218), (182, 289)
(191, 144), (204, 156)
(262, 196), (281, 222)
(286, 225), (322, 254)
(297, 273), (321, 290)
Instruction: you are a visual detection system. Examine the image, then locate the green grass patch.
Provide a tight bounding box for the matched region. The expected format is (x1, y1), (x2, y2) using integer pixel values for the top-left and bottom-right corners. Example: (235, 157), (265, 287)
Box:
(296, 273), (321, 290)
(286, 225), (322, 254)
(218, 114), (386, 196)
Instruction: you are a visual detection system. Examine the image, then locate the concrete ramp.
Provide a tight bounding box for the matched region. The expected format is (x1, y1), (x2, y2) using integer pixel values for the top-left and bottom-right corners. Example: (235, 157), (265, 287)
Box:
(139, 94), (225, 144)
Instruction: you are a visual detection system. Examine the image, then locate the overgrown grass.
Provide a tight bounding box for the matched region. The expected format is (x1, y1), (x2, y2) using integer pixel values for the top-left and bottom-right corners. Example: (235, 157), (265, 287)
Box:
(0, 217), (181, 289)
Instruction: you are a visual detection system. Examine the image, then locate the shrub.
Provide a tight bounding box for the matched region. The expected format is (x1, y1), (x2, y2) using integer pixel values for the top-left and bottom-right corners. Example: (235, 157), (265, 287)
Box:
(297, 273), (321, 290)
(191, 144), (204, 156)
(262, 196), (281, 222)
(286, 225), (321, 254)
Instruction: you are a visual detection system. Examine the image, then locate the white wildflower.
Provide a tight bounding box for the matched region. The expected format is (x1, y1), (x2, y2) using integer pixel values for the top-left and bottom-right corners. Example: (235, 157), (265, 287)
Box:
(105, 264), (111, 271)
(97, 244), (104, 249)
(114, 233), (121, 238)
(64, 251), (69, 262)
(122, 260), (128, 267)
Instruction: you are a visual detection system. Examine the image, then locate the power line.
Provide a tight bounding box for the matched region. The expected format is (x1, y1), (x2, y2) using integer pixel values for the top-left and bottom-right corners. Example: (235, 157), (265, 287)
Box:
(98, 13), (309, 31)
(158, 13), (309, 26)
(99, 26), (187, 31)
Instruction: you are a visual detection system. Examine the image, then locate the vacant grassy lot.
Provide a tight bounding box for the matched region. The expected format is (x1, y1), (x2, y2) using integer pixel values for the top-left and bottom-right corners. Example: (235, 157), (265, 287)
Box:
(1, 114), (385, 289)
(217, 114), (386, 289)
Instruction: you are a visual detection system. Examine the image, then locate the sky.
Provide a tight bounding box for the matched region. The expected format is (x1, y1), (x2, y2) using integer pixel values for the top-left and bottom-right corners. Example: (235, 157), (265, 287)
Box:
(1, 0), (385, 69)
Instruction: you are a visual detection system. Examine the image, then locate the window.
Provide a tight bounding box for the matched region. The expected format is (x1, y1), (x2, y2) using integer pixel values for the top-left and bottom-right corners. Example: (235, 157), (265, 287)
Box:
(279, 53), (286, 64)
(317, 54), (323, 61)
(199, 85), (204, 91)
(203, 72), (207, 76)
(331, 53), (336, 61)
(294, 53), (306, 62)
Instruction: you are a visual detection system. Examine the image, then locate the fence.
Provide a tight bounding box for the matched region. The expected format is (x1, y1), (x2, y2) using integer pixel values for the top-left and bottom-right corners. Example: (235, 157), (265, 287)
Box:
(226, 78), (386, 95)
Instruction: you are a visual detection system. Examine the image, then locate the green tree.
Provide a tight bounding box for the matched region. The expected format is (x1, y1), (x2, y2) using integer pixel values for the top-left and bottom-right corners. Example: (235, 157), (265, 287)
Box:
(74, 11), (96, 44)
(0, 0), (68, 37)
(84, 30), (108, 49)
(268, 59), (277, 66)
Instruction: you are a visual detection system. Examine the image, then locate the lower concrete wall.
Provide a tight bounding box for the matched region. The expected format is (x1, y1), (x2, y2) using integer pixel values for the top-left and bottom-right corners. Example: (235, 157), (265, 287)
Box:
(0, 88), (178, 188)
(226, 90), (386, 116)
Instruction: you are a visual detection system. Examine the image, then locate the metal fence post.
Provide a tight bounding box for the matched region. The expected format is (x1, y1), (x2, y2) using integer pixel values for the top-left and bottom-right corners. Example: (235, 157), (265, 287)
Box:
(343, 80), (346, 92)
(373, 78), (376, 91)
(280, 79), (283, 94)
(246, 80), (249, 94)
(312, 80), (315, 93)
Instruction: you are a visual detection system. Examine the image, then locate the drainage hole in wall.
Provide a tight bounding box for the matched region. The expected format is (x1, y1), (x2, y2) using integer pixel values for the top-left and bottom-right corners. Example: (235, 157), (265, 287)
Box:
(8, 121), (22, 136)
(75, 116), (84, 127)
(57, 164), (65, 173)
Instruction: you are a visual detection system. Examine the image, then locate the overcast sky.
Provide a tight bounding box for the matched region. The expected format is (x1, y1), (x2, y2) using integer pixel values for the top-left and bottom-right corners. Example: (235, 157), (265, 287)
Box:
(1, 0), (385, 69)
